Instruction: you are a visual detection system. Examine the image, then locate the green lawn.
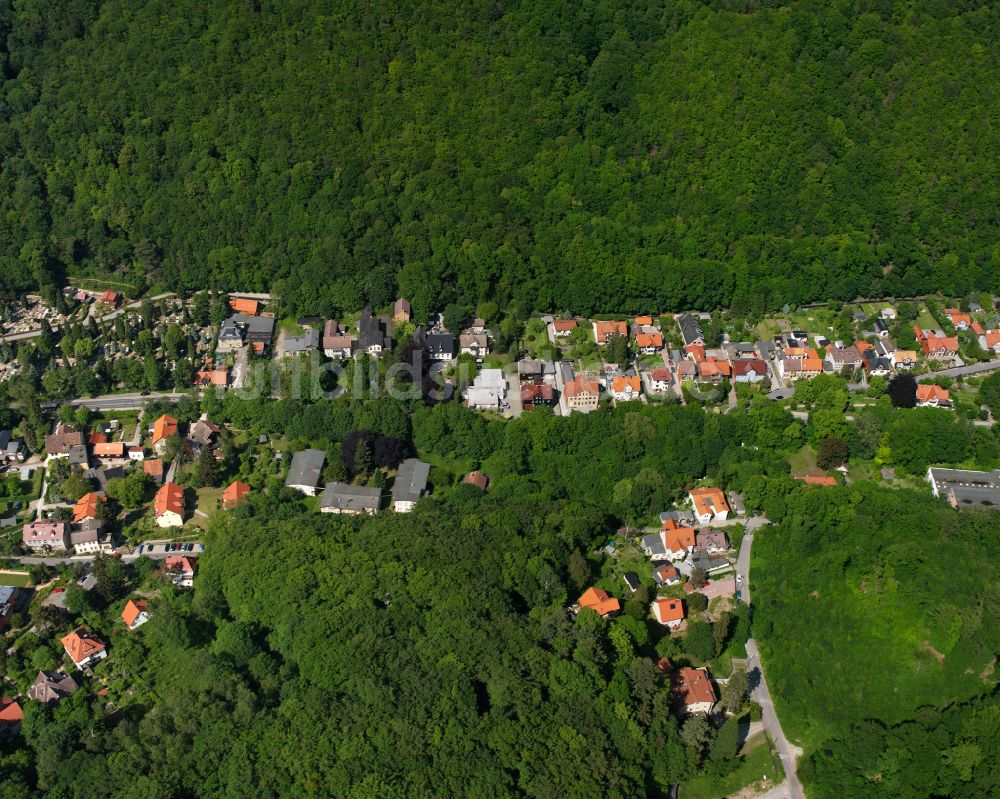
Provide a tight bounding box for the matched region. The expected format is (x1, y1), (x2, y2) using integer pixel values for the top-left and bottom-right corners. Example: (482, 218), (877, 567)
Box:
(787, 445), (819, 478)
(0, 570), (32, 587)
(680, 732), (784, 799)
(914, 305), (940, 330)
(277, 317), (305, 336)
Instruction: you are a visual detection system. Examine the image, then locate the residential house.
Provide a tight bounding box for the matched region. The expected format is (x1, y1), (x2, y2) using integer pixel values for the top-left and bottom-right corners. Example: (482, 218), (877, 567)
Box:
(27, 670), (77, 705)
(0, 697), (23, 737)
(194, 368), (228, 387)
(670, 666), (717, 715)
(357, 307), (390, 356)
(652, 598), (685, 629)
(92, 442), (125, 459)
(622, 571), (641, 593)
(143, 459), (164, 484)
(154, 482), (185, 528)
(653, 564), (681, 587)
(676, 314), (704, 346)
(0, 585), (26, 631)
(283, 327), (320, 355)
(164, 556), (197, 587)
(916, 384), (951, 408)
(216, 318), (247, 352)
(99, 291), (121, 308)
(44, 430), (85, 457)
(285, 449), (326, 495)
(68, 444), (89, 468)
(72, 492), (105, 524)
(881, 307), (898, 320)
(521, 383), (556, 409)
(862, 348), (892, 376)
(642, 520), (696, 562)
(392, 458), (430, 512)
(222, 480), (250, 510)
(426, 333), (457, 361)
(61, 627), (107, 670)
(697, 358), (731, 381)
(549, 319), (577, 340)
(915, 326), (959, 360)
(635, 331), (664, 353)
(731, 359), (768, 383)
(927, 467), (1000, 509)
(121, 599), (149, 631)
(151, 414), (179, 454)
(234, 314), (275, 352)
(70, 519), (112, 555)
(891, 350), (918, 369)
(689, 487), (730, 524)
(518, 359), (544, 380)
(393, 298), (411, 323)
(228, 298), (259, 316)
(593, 320), (628, 345)
(322, 320), (355, 359)
(777, 347), (823, 380)
(694, 528), (729, 554)
(825, 344), (863, 372)
(978, 329), (1000, 354)
(873, 318), (890, 337)
(0, 430), (24, 461)
(187, 419), (220, 450)
(611, 375), (642, 402)
(564, 375), (600, 411)
(576, 587), (620, 619)
(461, 471), (490, 490)
(647, 367), (673, 393)
(943, 308), (972, 330)
(459, 331), (489, 360)
(319, 482), (383, 515)
(465, 368), (508, 409)
(22, 520), (69, 551)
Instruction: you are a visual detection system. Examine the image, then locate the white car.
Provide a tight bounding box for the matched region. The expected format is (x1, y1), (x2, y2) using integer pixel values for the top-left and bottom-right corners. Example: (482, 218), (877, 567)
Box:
(736, 574), (743, 583)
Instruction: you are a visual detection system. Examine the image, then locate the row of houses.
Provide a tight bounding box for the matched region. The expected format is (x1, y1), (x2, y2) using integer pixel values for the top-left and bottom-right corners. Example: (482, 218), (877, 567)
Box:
(285, 450), (431, 514)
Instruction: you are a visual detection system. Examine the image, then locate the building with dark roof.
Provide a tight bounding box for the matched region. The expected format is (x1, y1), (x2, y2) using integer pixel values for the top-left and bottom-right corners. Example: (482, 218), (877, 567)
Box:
(285, 449), (326, 496)
(319, 482), (382, 515)
(392, 458), (430, 512)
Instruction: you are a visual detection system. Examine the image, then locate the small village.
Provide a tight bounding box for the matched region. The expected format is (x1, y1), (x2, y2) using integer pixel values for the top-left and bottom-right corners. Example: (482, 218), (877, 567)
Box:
(1, 286), (999, 797)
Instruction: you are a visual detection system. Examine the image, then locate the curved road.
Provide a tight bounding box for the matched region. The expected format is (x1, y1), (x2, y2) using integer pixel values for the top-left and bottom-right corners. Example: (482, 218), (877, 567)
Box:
(736, 517), (805, 799)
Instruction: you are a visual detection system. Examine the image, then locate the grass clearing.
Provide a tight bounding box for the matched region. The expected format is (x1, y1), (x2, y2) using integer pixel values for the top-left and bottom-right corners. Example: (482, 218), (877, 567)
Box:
(680, 732), (784, 799)
(787, 445), (819, 477)
(0, 570), (32, 587)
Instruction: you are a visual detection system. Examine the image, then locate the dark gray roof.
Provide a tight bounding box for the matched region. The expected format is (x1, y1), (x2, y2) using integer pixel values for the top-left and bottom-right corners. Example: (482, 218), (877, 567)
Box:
(284, 328), (320, 354)
(218, 318), (245, 341)
(642, 533), (666, 558)
(426, 334), (456, 357)
(393, 458), (430, 504)
(929, 468), (1000, 509)
(358, 309), (389, 350)
(285, 449), (326, 489)
(233, 314), (275, 341)
(659, 510), (695, 524)
(677, 314), (704, 345)
(319, 482), (382, 512)
(68, 445), (89, 466)
(0, 430), (10, 450)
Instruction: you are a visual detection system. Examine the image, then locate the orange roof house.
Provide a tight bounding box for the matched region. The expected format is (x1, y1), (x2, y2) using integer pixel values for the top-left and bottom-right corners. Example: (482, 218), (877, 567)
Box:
(593, 320), (628, 344)
(552, 319), (577, 334)
(916, 384), (950, 406)
(60, 627), (107, 669)
(635, 332), (664, 351)
(652, 597), (685, 627)
(611, 375), (642, 400)
(461, 471), (490, 490)
(73, 492), (106, 523)
(0, 697), (24, 727)
(685, 344), (706, 362)
(151, 414), (178, 444)
(222, 480), (251, 510)
(662, 520), (696, 554)
(87, 431), (108, 446)
(689, 487), (730, 524)
(154, 482), (184, 525)
(143, 459), (164, 481)
(228, 298), (259, 315)
(92, 442), (125, 458)
(577, 587), (621, 618)
(99, 291), (121, 307)
(943, 308), (971, 329)
(971, 322), (985, 336)
(670, 666), (717, 714)
(634, 315), (654, 326)
(698, 358), (731, 379)
(121, 599), (149, 630)
(195, 369), (228, 387)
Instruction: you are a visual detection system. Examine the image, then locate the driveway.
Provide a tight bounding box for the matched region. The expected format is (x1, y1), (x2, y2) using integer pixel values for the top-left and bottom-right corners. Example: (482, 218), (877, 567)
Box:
(917, 358), (1000, 380)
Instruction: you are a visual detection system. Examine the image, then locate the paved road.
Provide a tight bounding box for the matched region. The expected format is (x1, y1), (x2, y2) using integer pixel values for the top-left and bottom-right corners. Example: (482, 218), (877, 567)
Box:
(736, 516), (806, 799)
(0, 327), (48, 343)
(42, 391), (188, 412)
(917, 359), (1000, 380)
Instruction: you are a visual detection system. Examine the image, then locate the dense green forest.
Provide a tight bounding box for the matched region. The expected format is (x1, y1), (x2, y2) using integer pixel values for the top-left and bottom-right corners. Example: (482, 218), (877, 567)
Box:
(0, 0), (998, 315)
(752, 485), (1000, 797)
(3, 386), (1000, 796)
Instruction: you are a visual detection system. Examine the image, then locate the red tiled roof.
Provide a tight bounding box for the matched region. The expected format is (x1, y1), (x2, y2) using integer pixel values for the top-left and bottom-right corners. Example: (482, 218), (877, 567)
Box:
(222, 481), (250, 509)
(0, 696), (24, 724)
(121, 599), (147, 627)
(653, 597), (684, 624)
(60, 627), (105, 663)
(73, 493), (105, 523)
(228, 298), (259, 315)
(461, 471), (489, 490)
(552, 319), (577, 332)
(154, 482), (184, 517)
(151, 414), (178, 444)
(916, 384), (950, 403)
(671, 666), (716, 708)
(578, 587), (620, 617)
